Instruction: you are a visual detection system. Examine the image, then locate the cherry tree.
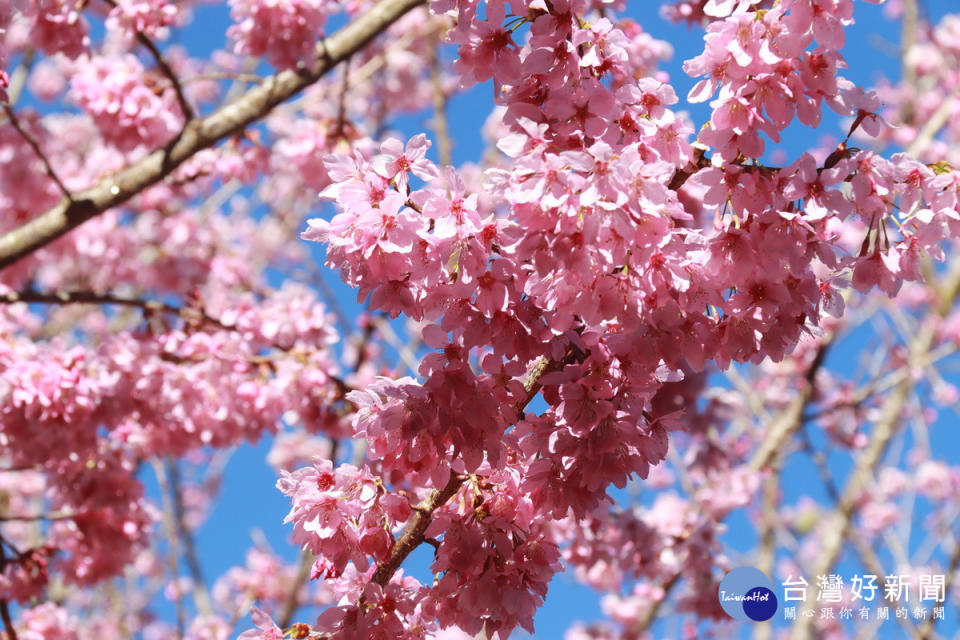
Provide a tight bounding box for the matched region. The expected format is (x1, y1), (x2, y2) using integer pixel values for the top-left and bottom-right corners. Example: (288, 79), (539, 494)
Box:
(0, 0), (959, 638)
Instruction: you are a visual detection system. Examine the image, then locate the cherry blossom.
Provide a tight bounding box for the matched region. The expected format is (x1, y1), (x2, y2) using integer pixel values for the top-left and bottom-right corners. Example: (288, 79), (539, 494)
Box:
(0, 0), (959, 639)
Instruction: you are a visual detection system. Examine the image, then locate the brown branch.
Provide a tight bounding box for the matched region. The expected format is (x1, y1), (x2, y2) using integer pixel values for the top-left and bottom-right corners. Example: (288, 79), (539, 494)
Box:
(787, 260), (960, 640)
(368, 349), (578, 588)
(0, 288), (232, 332)
(2, 104), (72, 201)
(101, 0), (197, 123)
(748, 341), (831, 471)
(370, 471), (465, 587)
(901, 0), (918, 91)
(140, 37), (194, 121)
(0, 0), (428, 270)
(666, 145), (709, 191)
(0, 599), (16, 640)
(152, 459), (185, 640)
(0, 288), (348, 387)
(181, 72), (265, 86)
(751, 470), (780, 640)
(632, 572), (680, 634)
(167, 459), (213, 616)
(277, 550), (314, 629)
(917, 531), (960, 640)
(0, 511), (73, 522)
(332, 57), (352, 142)
(5, 49), (34, 108)
(636, 342), (829, 640)
(0, 539), (17, 640)
(850, 535), (922, 638)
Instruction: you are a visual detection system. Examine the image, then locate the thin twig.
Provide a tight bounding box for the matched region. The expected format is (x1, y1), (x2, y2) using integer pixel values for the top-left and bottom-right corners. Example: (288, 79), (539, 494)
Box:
(102, 0), (195, 121)
(0, 288), (231, 332)
(277, 550), (314, 629)
(5, 49), (34, 108)
(0, 540), (17, 640)
(2, 104), (72, 201)
(787, 259), (960, 640)
(429, 23), (452, 167)
(333, 57), (352, 142)
(749, 341), (831, 471)
(181, 72), (265, 86)
(152, 459), (185, 640)
(917, 532), (960, 639)
(0, 600), (16, 640)
(901, 0), (919, 90)
(632, 572), (680, 634)
(906, 89), (959, 157)
(167, 459), (213, 616)
(0, 511), (74, 522)
(368, 349), (581, 589)
(0, 0), (429, 270)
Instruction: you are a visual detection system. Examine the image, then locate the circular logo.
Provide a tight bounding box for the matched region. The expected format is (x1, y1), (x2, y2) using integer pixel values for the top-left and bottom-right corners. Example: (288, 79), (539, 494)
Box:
(718, 567), (779, 622)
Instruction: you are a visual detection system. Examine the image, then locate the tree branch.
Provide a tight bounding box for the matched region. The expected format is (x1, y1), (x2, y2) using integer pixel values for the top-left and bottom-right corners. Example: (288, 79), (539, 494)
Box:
(5, 49), (33, 108)
(0, 599), (16, 640)
(916, 531), (960, 639)
(2, 104), (72, 201)
(368, 349), (578, 588)
(278, 439), (341, 628)
(787, 260), (960, 640)
(0, 511), (74, 522)
(0, 0), (428, 270)
(167, 459), (213, 616)
(429, 24), (452, 167)
(0, 538), (17, 640)
(152, 459), (185, 640)
(369, 470), (465, 587)
(0, 288), (232, 332)
(141, 37), (195, 121)
(748, 340), (831, 471)
(103, 0), (195, 122)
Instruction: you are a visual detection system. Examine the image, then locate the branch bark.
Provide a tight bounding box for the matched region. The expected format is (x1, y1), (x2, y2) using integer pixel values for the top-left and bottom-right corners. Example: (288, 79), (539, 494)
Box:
(0, 288), (232, 331)
(0, 0), (427, 271)
(748, 341), (830, 472)
(167, 459), (213, 616)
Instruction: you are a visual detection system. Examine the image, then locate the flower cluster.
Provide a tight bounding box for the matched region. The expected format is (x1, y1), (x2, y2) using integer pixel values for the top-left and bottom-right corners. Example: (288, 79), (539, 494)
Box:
(23, 0), (89, 59)
(228, 0), (337, 70)
(69, 54), (183, 152)
(278, 459), (412, 578)
(105, 0), (179, 39)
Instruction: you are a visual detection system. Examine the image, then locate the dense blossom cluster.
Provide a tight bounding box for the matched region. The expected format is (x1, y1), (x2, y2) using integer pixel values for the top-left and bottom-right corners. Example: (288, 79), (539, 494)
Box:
(105, 0), (179, 40)
(69, 54), (184, 152)
(228, 0), (338, 69)
(1, 0), (960, 639)
(294, 0), (960, 636)
(20, 0), (90, 58)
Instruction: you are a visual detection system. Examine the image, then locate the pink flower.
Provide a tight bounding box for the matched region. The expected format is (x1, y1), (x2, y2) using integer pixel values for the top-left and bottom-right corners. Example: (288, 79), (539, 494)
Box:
(228, 0), (335, 70)
(450, 0), (521, 86)
(69, 54), (183, 151)
(372, 134), (439, 193)
(105, 0), (178, 39)
(784, 0), (853, 51)
(851, 250), (902, 297)
(237, 607), (283, 640)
